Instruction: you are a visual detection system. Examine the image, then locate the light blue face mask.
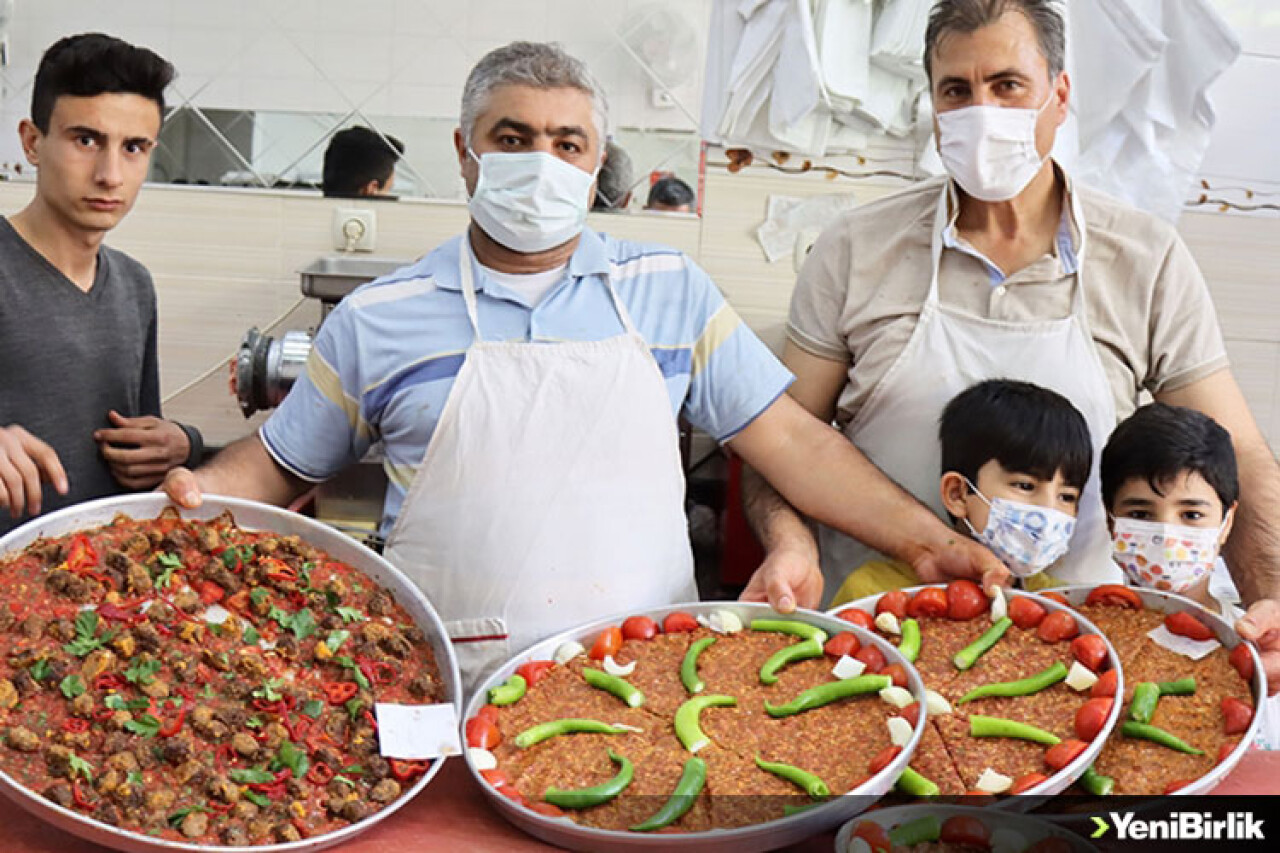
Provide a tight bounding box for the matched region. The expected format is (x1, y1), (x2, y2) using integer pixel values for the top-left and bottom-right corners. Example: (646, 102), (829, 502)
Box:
(467, 149), (598, 253)
(962, 479), (1077, 577)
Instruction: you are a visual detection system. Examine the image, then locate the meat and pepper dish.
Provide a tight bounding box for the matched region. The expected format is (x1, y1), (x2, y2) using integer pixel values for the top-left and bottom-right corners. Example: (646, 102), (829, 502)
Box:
(0, 507), (446, 846)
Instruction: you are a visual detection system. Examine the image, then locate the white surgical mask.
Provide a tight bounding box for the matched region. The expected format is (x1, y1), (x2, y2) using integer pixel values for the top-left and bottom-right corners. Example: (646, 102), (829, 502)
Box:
(963, 479), (1077, 577)
(936, 89), (1055, 202)
(467, 149), (597, 253)
(1111, 514), (1230, 594)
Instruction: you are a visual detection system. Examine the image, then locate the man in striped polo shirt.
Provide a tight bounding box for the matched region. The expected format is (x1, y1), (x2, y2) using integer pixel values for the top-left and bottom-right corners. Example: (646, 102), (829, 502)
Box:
(164, 42), (1007, 690)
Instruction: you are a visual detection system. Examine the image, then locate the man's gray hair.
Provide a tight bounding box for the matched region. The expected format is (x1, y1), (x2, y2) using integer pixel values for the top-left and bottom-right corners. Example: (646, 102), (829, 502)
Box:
(924, 0), (1065, 82)
(593, 141), (634, 210)
(460, 41), (610, 146)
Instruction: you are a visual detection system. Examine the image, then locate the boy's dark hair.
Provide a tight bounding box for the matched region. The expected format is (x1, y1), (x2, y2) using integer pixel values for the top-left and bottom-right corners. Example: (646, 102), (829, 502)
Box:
(647, 175), (695, 209)
(940, 378), (1093, 491)
(1101, 402), (1238, 511)
(32, 33), (174, 132)
(322, 126), (405, 198)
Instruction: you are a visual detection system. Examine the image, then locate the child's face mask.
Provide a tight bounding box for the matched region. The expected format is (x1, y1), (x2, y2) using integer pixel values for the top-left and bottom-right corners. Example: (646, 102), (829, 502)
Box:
(962, 478), (1077, 577)
(1110, 512), (1231, 593)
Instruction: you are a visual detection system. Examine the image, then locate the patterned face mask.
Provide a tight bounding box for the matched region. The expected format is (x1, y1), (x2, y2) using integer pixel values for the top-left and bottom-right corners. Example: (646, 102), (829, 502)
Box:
(963, 480), (1078, 577)
(1110, 515), (1230, 593)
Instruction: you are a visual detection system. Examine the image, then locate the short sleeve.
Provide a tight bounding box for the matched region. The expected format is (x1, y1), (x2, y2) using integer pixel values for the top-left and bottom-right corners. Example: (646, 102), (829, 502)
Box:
(1145, 232), (1230, 394)
(786, 222), (854, 363)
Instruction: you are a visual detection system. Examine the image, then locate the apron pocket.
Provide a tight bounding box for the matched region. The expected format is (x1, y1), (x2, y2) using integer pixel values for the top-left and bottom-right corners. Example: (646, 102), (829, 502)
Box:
(447, 617), (510, 700)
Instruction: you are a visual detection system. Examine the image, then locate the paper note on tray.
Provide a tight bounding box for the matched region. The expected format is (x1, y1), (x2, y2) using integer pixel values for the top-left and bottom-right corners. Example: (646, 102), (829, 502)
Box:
(1147, 625), (1221, 660)
(377, 703), (461, 759)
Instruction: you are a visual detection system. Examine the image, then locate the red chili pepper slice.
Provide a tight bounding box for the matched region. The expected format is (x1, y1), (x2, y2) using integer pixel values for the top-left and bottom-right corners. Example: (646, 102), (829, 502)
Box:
(215, 743), (236, 766)
(92, 708), (115, 722)
(362, 709), (378, 733)
(323, 682), (358, 704)
(66, 535), (99, 573)
(305, 763), (335, 785)
(62, 718), (90, 734)
(357, 658), (397, 687)
(206, 799), (234, 814)
(93, 673), (125, 691)
(71, 780), (96, 811)
(197, 580), (225, 605)
(389, 759), (431, 781)
(261, 557), (298, 583)
(158, 706), (188, 738)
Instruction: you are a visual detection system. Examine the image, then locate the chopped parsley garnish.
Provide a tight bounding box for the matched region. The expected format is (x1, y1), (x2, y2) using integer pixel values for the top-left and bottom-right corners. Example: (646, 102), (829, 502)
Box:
(245, 716), (264, 729)
(242, 789), (270, 808)
(167, 804), (207, 828)
(300, 699), (324, 719)
(28, 659), (50, 681)
(268, 605), (317, 641)
(59, 674), (86, 700)
(64, 610), (107, 657)
(298, 561), (314, 589)
(339, 764), (364, 775)
(325, 630), (350, 652)
(105, 695), (151, 711)
(229, 767), (275, 784)
(124, 713), (162, 738)
(252, 679), (283, 703)
(126, 770), (144, 787)
(67, 754), (94, 781)
(199, 684), (215, 700)
(272, 740), (310, 780)
(220, 544), (254, 571)
(243, 624), (260, 645)
(344, 698), (363, 721)
(154, 552), (183, 589)
(334, 606), (365, 624)
(334, 656), (371, 690)
(249, 588), (270, 609)
(124, 658), (161, 686)
(334, 774), (356, 787)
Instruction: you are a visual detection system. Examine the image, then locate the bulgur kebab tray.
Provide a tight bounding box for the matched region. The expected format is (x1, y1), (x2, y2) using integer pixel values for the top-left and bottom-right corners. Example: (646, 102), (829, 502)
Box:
(0, 494), (461, 853)
(836, 804), (1098, 853)
(831, 582), (1122, 799)
(462, 603), (927, 853)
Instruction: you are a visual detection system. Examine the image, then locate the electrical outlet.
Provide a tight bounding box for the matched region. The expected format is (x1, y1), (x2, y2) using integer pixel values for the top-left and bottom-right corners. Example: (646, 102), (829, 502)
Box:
(332, 208), (376, 252)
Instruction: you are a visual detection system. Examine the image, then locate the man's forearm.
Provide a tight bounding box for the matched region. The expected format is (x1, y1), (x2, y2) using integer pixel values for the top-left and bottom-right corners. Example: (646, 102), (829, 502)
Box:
(195, 433), (308, 507)
(742, 464), (816, 555)
(1225, 439), (1280, 605)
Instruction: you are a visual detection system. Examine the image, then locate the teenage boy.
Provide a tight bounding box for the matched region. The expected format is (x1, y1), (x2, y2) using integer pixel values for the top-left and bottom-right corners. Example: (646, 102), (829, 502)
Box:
(0, 33), (201, 533)
(832, 379), (1093, 604)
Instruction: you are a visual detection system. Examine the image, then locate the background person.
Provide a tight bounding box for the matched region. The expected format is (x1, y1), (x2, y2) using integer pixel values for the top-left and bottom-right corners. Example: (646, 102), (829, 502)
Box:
(321, 125), (404, 198)
(645, 173), (694, 212)
(591, 139), (633, 211)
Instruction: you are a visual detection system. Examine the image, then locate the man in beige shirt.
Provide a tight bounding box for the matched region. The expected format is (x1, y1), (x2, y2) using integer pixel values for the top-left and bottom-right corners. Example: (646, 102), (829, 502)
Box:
(743, 0), (1280, 691)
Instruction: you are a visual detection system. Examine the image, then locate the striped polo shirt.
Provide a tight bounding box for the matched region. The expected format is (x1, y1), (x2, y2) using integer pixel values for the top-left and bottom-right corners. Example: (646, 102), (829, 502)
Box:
(260, 227), (793, 535)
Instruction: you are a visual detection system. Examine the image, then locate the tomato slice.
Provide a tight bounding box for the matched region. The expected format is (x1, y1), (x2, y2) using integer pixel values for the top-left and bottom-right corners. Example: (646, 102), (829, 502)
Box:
(588, 625), (623, 661)
(867, 745), (902, 775)
(1091, 668), (1118, 699)
(852, 820), (892, 853)
(1074, 697), (1113, 741)
(1039, 591), (1070, 606)
(466, 715), (501, 749)
(1085, 584), (1142, 609)
(900, 701), (921, 728)
(621, 615), (659, 641)
(835, 607), (875, 631)
(852, 644), (886, 674)
(1037, 610), (1079, 643)
(1010, 772), (1049, 794)
(1044, 739), (1088, 771)
(823, 631), (861, 658)
(476, 704), (501, 725)
(1230, 643), (1255, 684)
(1222, 696), (1254, 735)
(662, 612), (699, 634)
(1165, 611), (1214, 642)
(881, 663), (908, 688)
(1070, 634), (1108, 672)
(479, 768), (509, 789)
(876, 589), (909, 619)
(906, 587), (948, 619)
(940, 815), (992, 848)
(1164, 779), (1195, 794)
(1217, 739), (1241, 764)
(1008, 595), (1047, 630)
(946, 579), (987, 621)
(515, 660), (556, 687)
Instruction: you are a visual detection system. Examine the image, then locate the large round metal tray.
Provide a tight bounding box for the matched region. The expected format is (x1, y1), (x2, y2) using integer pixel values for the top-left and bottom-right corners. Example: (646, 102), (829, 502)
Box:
(463, 602), (929, 853)
(834, 803), (1099, 852)
(1053, 585), (1266, 797)
(830, 585), (1124, 801)
(0, 493), (462, 853)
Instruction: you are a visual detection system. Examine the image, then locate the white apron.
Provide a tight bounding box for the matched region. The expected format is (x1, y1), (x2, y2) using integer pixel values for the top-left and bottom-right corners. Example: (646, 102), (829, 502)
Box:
(383, 241), (696, 694)
(821, 182), (1122, 595)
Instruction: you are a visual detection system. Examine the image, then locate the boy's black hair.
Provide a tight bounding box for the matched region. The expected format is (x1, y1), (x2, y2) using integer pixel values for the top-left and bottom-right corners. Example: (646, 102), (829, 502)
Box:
(1101, 402), (1238, 511)
(939, 378), (1093, 491)
(32, 34), (174, 132)
(322, 127), (405, 198)
(647, 174), (695, 208)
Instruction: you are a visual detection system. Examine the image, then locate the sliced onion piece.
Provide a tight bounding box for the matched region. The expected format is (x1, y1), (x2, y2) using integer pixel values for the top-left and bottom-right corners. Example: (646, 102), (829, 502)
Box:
(879, 686), (913, 708)
(874, 611), (901, 635)
(847, 838), (873, 853)
(924, 689), (952, 716)
(602, 655), (636, 677)
(1065, 660), (1099, 691)
(202, 604), (231, 625)
(468, 748), (497, 771)
(990, 587), (1007, 623)
(610, 722), (643, 733)
(706, 609), (744, 634)
(553, 640), (585, 665)
(887, 716), (913, 747)
(833, 655), (866, 680)
(975, 767), (1013, 794)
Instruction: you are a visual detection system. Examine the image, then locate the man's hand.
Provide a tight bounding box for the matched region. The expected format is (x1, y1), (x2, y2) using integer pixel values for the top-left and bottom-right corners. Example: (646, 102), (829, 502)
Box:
(160, 466), (204, 509)
(0, 425), (68, 519)
(740, 539), (823, 613)
(95, 411), (190, 489)
(1236, 599), (1280, 697)
(909, 534), (1011, 594)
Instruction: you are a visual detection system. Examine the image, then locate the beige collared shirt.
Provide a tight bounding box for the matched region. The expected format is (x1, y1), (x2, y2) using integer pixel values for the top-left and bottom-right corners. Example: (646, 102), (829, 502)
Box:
(788, 175), (1228, 430)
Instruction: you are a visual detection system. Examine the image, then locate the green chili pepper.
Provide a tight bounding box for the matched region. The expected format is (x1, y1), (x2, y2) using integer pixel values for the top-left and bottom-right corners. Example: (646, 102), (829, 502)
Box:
(513, 718), (633, 749)
(1120, 721), (1204, 755)
(543, 750), (634, 808)
(630, 756), (706, 832)
(894, 767), (939, 797)
(1080, 764), (1114, 796)
(968, 714), (1062, 745)
(957, 660), (1068, 704)
(1158, 677), (1197, 696)
(763, 674), (891, 718)
(749, 618), (828, 643)
(898, 618), (921, 663)
(754, 755), (830, 799)
(681, 637), (716, 695)
(888, 814), (942, 845)
(953, 616), (1013, 671)
(1128, 682), (1161, 723)
(582, 667), (645, 708)
(759, 637), (824, 685)
(488, 674), (527, 707)
(674, 695), (736, 753)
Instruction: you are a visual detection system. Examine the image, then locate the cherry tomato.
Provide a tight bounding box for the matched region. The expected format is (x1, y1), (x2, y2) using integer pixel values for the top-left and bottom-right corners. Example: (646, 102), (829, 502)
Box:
(823, 631), (861, 658)
(940, 815), (992, 848)
(867, 745), (902, 775)
(906, 587), (948, 619)
(1218, 739), (1241, 764)
(1070, 634), (1108, 672)
(881, 663), (908, 688)
(663, 612), (699, 634)
(621, 615), (659, 641)
(1230, 643), (1256, 684)
(1164, 779), (1194, 794)
(515, 660), (555, 687)
(900, 701), (921, 728)
(1222, 696), (1254, 735)
(496, 784), (526, 805)
(853, 644), (886, 674)
(1044, 739), (1088, 771)
(1037, 610), (1079, 643)
(1091, 668), (1118, 699)
(465, 715), (501, 749)
(527, 801), (565, 817)
(1039, 591), (1070, 607)
(835, 607), (875, 631)
(1025, 839), (1074, 853)
(1008, 596), (1048, 630)
(589, 625), (623, 661)
(1074, 697), (1114, 741)
(1165, 611), (1214, 642)
(479, 768), (509, 789)
(852, 820), (892, 853)
(1010, 772), (1049, 794)
(1085, 584), (1142, 609)
(876, 589), (909, 619)
(946, 579), (987, 621)
(476, 704), (501, 725)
